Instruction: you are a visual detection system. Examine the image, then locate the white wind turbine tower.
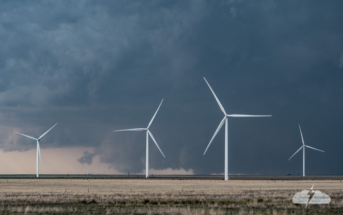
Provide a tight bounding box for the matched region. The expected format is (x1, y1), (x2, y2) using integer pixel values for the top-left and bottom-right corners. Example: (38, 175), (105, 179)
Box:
(288, 125), (325, 177)
(114, 99), (165, 178)
(16, 123), (58, 178)
(203, 77), (272, 181)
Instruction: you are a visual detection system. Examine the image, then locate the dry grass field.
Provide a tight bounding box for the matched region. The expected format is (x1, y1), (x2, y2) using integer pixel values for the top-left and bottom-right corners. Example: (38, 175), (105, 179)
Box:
(0, 179), (343, 214)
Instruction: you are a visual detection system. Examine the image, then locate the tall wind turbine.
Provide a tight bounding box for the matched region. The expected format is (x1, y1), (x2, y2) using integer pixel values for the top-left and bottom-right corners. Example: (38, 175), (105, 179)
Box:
(114, 99), (165, 178)
(203, 77), (272, 181)
(288, 125), (325, 177)
(16, 123), (58, 178)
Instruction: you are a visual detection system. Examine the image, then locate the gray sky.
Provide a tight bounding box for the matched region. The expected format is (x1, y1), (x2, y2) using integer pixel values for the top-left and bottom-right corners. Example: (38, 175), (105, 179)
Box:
(0, 0), (343, 175)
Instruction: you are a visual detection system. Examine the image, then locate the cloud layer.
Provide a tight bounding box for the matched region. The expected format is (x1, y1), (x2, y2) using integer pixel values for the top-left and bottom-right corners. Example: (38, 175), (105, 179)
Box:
(0, 0), (343, 175)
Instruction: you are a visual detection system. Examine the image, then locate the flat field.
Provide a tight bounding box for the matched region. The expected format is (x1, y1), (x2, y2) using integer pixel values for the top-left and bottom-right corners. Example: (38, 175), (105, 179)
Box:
(0, 179), (342, 214)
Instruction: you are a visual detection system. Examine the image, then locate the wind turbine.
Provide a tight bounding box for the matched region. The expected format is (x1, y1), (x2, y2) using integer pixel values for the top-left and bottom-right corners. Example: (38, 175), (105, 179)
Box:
(114, 99), (165, 178)
(16, 123), (58, 178)
(203, 77), (272, 181)
(288, 125), (324, 177)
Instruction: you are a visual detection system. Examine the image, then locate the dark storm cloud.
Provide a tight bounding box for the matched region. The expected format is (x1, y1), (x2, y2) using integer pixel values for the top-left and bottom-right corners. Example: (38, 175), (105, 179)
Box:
(1, 0), (343, 175)
(78, 151), (96, 165)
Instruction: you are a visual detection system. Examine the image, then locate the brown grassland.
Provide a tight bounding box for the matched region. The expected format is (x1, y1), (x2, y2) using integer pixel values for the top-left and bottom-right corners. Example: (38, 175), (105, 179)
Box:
(0, 179), (342, 214)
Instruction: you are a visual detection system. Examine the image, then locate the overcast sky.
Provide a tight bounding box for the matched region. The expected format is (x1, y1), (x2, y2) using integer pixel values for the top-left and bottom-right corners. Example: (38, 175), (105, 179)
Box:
(0, 0), (343, 176)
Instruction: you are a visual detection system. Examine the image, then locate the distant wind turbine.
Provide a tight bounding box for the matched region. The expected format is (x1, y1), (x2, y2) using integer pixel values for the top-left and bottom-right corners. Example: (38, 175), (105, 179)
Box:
(288, 125), (324, 177)
(203, 77), (272, 181)
(16, 123), (58, 178)
(114, 99), (165, 178)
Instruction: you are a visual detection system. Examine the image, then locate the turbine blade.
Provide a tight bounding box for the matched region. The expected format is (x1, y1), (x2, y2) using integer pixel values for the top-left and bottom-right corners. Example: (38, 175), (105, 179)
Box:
(113, 128), (146, 132)
(38, 123), (58, 140)
(147, 99), (163, 128)
(288, 146), (303, 161)
(148, 131), (165, 158)
(203, 77), (227, 115)
(305, 145), (325, 153)
(203, 116), (226, 155)
(227, 114), (272, 117)
(15, 132), (37, 140)
(299, 124), (305, 146)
